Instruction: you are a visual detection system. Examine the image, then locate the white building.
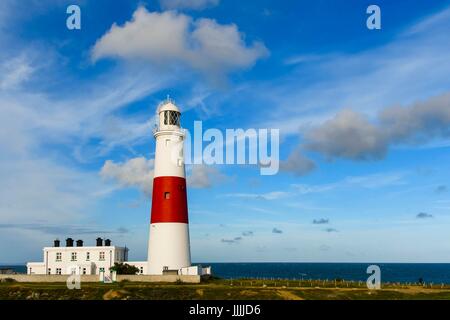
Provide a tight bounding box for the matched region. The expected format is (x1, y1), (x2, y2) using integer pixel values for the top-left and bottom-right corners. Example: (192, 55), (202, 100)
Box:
(27, 238), (147, 276)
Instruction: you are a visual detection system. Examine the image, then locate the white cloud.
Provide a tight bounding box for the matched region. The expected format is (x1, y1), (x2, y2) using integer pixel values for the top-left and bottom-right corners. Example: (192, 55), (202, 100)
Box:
(0, 55), (34, 90)
(100, 157), (155, 197)
(159, 0), (219, 10)
(379, 93), (450, 144)
(223, 191), (290, 201)
(305, 109), (387, 161)
(279, 148), (316, 176)
(0, 159), (94, 224)
(100, 160), (226, 195)
(187, 164), (227, 188)
(278, 90), (450, 173)
(303, 93), (450, 162)
(92, 7), (268, 80)
(0, 63), (169, 160)
(291, 172), (407, 194)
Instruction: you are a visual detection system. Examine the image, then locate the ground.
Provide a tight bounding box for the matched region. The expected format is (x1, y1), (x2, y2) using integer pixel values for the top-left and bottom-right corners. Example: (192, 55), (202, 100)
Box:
(1, 278), (450, 300)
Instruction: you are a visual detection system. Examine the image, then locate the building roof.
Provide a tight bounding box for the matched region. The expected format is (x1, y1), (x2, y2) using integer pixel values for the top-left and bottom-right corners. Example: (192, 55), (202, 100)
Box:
(157, 98), (180, 114)
(42, 246), (127, 250)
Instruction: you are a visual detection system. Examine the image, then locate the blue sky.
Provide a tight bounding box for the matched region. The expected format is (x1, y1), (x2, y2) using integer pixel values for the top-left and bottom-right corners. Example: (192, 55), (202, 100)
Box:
(1, 0), (450, 264)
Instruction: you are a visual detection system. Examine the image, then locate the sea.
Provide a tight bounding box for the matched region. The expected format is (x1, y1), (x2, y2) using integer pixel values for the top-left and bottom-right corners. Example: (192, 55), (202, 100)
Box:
(3, 263), (450, 284)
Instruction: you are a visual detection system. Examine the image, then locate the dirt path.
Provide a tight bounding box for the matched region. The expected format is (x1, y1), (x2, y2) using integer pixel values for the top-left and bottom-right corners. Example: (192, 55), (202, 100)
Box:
(277, 290), (304, 300)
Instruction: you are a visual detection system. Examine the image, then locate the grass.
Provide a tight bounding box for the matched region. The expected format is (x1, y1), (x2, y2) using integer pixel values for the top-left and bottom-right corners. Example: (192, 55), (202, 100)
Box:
(1, 278), (450, 300)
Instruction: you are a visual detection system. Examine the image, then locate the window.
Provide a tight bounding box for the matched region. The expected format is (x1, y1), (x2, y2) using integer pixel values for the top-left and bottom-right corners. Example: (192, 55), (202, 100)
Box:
(99, 251), (105, 261)
(164, 192), (170, 199)
(82, 268), (87, 275)
(86, 252), (90, 261)
(56, 268), (61, 275)
(165, 139), (170, 146)
(99, 267), (105, 273)
(71, 252), (77, 261)
(163, 111), (180, 126)
(56, 252), (62, 262)
(48, 268), (51, 275)
(168, 111), (180, 126)
(177, 159), (183, 167)
(140, 267), (143, 274)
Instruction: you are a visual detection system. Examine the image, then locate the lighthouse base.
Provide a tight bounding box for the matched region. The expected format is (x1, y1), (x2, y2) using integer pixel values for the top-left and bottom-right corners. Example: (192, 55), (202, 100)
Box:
(147, 222), (191, 275)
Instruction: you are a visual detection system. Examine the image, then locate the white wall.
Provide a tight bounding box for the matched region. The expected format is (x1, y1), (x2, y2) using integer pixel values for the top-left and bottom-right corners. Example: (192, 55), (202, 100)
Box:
(127, 261), (148, 275)
(147, 223), (191, 275)
(27, 246), (128, 275)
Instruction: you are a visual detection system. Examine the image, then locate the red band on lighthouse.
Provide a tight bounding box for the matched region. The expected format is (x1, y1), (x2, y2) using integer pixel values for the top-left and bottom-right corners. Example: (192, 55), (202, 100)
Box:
(151, 176), (188, 224)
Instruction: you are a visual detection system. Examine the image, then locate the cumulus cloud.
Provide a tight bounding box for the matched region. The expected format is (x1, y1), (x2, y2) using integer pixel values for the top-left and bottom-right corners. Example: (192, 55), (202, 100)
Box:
(272, 227), (282, 234)
(302, 93), (450, 162)
(416, 212), (433, 219)
(159, 0), (219, 10)
(305, 109), (387, 161)
(313, 218), (329, 224)
(100, 160), (224, 195)
(100, 157), (154, 196)
(187, 164), (227, 188)
(280, 148), (316, 176)
(379, 93), (450, 144)
(92, 7), (268, 81)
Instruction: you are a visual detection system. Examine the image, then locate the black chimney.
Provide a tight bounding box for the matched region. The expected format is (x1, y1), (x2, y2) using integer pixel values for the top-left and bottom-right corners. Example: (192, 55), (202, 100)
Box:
(54, 239), (60, 247)
(66, 238), (74, 247)
(96, 237), (103, 247)
(76, 239), (83, 247)
(105, 239), (111, 246)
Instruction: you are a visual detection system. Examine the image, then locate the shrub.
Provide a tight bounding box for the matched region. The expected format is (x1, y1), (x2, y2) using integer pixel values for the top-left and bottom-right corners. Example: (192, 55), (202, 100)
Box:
(109, 263), (139, 275)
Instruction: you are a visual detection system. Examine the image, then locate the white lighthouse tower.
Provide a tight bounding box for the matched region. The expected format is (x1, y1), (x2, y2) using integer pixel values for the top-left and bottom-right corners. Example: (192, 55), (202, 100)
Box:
(147, 98), (191, 275)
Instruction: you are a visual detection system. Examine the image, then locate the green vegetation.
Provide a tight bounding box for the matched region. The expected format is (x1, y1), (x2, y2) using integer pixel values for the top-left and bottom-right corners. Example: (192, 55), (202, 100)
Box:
(1, 278), (450, 300)
(109, 263), (139, 275)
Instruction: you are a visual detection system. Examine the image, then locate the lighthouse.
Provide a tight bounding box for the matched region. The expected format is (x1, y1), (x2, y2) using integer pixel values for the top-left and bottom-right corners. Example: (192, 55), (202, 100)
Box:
(25, 98), (211, 278)
(147, 98), (191, 275)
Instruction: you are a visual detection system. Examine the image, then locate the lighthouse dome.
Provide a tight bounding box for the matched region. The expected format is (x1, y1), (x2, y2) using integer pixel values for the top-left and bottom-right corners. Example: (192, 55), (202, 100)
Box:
(157, 100), (180, 114)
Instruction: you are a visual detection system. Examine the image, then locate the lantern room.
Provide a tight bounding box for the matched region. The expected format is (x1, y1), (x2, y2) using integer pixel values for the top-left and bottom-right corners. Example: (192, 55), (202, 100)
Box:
(157, 98), (181, 131)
